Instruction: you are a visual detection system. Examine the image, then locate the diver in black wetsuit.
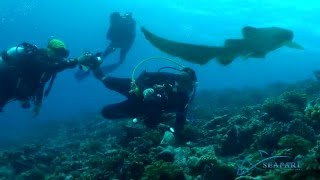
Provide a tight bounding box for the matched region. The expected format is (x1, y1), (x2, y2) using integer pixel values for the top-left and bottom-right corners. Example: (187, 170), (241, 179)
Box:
(92, 64), (197, 143)
(0, 39), (95, 116)
(101, 12), (136, 72)
(74, 12), (136, 81)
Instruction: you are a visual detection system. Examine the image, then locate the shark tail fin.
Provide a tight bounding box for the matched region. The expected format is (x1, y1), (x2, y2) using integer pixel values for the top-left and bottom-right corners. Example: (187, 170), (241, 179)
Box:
(141, 26), (224, 65)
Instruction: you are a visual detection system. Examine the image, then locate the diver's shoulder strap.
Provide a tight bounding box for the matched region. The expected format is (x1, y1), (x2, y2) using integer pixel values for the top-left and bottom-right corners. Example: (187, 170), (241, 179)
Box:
(44, 73), (57, 97)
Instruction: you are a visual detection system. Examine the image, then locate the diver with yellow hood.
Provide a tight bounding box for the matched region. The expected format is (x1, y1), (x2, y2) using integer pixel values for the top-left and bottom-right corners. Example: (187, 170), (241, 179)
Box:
(0, 38), (97, 116)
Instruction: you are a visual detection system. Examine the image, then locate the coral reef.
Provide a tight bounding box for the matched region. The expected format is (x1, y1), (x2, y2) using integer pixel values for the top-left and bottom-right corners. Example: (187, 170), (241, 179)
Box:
(278, 135), (313, 156)
(1, 80), (320, 179)
(263, 91), (307, 122)
(142, 160), (184, 180)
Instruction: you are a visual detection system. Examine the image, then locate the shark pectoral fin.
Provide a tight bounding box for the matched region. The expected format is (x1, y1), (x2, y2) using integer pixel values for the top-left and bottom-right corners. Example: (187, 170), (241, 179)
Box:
(217, 53), (238, 65)
(217, 56), (233, 65)
(285, 41), (304, 50)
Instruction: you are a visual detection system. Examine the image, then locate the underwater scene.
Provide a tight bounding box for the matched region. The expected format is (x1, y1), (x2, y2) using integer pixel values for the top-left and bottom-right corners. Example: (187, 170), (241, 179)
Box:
(0, 0), (320, 179)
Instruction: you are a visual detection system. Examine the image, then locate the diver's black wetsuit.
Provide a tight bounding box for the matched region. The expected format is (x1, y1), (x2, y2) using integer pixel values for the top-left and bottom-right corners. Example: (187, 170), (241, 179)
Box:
(0, 61), (19, 111)
(101, 71), (190, 138)
(0, 47), (78, 111)
(74, 14), (136, 80)
(102, 13), (136, 65)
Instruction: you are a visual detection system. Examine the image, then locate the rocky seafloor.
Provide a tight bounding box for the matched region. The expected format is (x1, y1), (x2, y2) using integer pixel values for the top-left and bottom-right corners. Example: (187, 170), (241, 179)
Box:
(1, 79), (320, 180)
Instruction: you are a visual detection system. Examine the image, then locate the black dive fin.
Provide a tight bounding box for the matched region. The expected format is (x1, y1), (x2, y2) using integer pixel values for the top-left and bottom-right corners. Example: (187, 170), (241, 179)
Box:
(141, 27), (224, 65)
(74, 69), (91, 81)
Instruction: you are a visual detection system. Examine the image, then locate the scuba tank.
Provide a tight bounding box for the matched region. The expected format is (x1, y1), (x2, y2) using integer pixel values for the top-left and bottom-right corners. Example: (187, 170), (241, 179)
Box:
(2, 42), (38, 65)
(6, 46), (25, 59)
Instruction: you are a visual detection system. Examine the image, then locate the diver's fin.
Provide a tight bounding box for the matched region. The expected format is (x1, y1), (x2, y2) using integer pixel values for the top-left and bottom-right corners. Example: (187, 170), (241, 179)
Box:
(284, 41), (304, 50)
(80, 65), (90, 72)
(242, 26), (259, 39)
(74, 69), (90, 81)
(141, 26), (224, 65)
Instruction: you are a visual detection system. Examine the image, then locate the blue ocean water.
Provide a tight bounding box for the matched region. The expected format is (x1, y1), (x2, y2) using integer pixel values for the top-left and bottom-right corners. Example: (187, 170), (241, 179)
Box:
(0, 0), (319, 136)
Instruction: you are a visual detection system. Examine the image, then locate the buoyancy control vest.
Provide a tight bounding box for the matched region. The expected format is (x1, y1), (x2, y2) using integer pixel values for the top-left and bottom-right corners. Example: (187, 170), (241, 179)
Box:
(1, 42), (57, 98)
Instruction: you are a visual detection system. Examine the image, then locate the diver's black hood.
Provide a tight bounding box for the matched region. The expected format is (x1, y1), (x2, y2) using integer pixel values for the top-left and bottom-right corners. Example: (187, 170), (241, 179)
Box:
(182, 67), (197, 82)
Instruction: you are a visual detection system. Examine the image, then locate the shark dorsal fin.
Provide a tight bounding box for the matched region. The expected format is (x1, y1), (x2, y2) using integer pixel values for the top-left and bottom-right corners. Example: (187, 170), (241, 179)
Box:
(242, 26), (259, 39)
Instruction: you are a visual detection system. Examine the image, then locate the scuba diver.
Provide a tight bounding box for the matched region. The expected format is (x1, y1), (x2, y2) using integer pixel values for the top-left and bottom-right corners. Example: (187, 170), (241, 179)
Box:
(101, 12), (136, 72)
(90, 57), (197, 144)
(0, 39), (96, 116)
(74, 12), (136, 81)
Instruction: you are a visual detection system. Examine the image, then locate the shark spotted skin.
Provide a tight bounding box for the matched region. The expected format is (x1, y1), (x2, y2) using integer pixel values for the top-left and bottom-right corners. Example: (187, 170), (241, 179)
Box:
(223, 26), (304, 61)
(141, 26), (304, 65)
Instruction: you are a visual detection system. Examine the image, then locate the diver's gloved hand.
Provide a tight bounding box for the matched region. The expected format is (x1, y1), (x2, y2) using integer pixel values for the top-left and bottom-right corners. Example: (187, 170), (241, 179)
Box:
(77, 52), (102, 71)
(143, 88), (155, 100)
(32, 104), (41, 118)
